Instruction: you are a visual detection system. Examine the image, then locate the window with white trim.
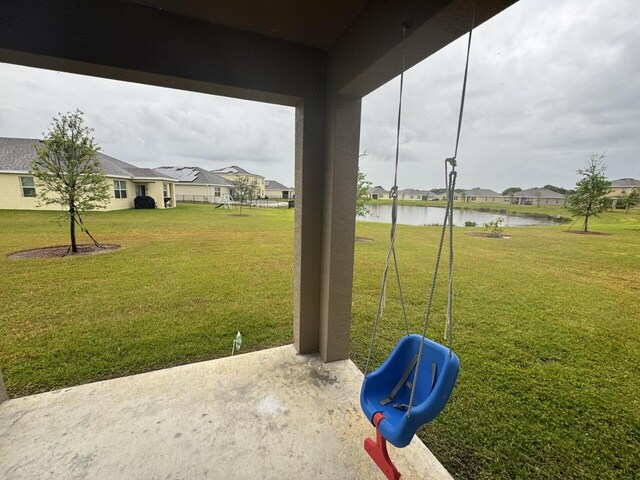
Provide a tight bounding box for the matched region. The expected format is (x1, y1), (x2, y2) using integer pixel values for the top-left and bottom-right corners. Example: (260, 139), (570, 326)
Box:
(163, 183), (169, 197)
(215, 187), (221, 197)
(20, 176), (36, 197)
(114, 180), (127, 199)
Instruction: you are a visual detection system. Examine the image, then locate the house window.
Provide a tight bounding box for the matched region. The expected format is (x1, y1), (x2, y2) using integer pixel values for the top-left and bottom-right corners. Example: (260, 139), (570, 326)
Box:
(114, 180), (127, 199)
(163, 183), (169, 197)
(135, 184), (147, 197)
(19, 176), (36, 197)
(215, 187), (221, 197)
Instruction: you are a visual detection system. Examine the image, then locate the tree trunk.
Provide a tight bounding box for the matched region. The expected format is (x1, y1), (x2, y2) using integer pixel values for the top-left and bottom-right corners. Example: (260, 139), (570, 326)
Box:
(583, 207), (590, 233)
(70, 205), (77, 253)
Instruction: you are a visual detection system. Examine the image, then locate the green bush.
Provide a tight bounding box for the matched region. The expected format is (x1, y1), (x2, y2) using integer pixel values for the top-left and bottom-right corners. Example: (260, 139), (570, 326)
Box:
(483, 217), (505, 237)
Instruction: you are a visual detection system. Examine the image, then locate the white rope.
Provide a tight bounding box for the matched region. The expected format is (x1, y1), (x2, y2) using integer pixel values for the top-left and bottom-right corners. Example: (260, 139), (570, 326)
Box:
(364, 23), (410, 377)
(407, 0), (477, 416)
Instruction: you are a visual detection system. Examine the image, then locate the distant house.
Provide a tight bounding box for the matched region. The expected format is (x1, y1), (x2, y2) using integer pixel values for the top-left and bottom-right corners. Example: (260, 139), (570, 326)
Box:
(265, 180), (294, 199)
(0, 137), (176, 210)
(512, 187), (566, 206)
(608, 178), (640, 200)
(461, 188), (507, 203)
(211, 166), (266, 197)
(398, 188), (432, 201)
(154, 166), (233, 204)
(367, 186), (388, 200)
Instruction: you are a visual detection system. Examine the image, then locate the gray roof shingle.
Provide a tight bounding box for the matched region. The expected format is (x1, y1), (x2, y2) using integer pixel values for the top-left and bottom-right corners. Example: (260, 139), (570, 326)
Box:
(611, 178), (640, 187)
(463, 188), (502, 197)
(0, 137), (172, 180)
(399, 188), (431, 196)
(154, 166), (233, 186)
(265, 180), (291, 190)
(514, 187), (566, 199)
(212, 165), (265, 178)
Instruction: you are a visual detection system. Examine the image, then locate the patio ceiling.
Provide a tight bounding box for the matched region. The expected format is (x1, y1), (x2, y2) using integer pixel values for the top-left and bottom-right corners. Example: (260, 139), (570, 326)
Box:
(127, 0), (370, 49)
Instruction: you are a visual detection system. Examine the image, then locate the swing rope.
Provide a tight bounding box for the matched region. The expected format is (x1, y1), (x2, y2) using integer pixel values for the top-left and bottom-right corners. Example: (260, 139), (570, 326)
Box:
(407, 0), (477, 417)
(364, 23), (410, 378)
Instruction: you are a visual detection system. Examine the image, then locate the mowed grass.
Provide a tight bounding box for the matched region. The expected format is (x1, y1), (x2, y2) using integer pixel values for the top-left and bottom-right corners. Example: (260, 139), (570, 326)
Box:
(352, 209), (640, 479)
(0, 204), (295, 395)
(1, 203), (639, 479)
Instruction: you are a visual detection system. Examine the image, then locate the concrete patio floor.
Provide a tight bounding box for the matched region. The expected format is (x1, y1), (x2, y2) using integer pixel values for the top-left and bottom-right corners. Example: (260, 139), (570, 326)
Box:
(0, 345), (452, 479)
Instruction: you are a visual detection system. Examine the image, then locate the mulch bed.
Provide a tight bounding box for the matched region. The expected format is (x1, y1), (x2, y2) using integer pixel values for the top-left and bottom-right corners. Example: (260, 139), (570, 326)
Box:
(8, 244), (120, 259)
(465, 232), (511, 239)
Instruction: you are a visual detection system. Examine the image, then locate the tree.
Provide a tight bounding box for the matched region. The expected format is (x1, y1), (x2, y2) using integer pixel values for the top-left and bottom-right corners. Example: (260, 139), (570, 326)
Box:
(567, 153), (612, 232)
(231, 175), (255, 214)
(30, 110), (110, 253)
(356, 170), (372, 218)
(501, 187), (521, 196)
(616, 188), (640, 212)
(483, 217), (505, 237)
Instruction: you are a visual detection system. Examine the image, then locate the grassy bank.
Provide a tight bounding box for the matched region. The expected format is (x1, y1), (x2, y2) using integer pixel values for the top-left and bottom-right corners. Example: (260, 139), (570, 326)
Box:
(1, 204), (638, 479)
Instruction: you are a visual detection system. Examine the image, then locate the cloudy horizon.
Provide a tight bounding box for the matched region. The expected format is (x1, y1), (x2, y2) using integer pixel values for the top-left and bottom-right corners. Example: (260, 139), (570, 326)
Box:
(1, 0), (638, 192)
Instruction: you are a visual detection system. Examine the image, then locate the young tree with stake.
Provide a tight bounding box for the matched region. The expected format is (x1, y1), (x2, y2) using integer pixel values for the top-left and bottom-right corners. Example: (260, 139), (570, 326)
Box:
(30, 110), (110, 253)
(567, 153), (612, 233)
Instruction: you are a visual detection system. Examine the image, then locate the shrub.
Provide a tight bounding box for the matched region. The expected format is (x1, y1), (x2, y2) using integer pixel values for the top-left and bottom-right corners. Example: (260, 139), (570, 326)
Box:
(483, 217), (504, 237)
(464, 221), (477, 227)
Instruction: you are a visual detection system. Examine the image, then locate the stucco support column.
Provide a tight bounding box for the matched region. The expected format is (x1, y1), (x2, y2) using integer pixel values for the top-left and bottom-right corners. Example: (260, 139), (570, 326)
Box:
(319, 95), (362, 362)
(293, 97), (326, 354)
(0, 367), (7, 403)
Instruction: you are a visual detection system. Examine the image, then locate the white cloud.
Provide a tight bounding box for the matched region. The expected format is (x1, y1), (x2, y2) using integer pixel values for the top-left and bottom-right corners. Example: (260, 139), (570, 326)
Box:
(0, 0), (638, 192)
(360, 0), (640, 192)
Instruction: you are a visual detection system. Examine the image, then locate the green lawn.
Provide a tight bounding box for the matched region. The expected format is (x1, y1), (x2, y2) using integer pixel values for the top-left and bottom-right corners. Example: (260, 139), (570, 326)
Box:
(1, 204), (638, 479)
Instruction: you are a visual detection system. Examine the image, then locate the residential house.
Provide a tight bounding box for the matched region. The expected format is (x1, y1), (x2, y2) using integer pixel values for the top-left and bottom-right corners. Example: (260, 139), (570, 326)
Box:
(265, 179), (294, 199)
(212, 166), (266, 197)
(461, 188), (507, 203)
(608, 178), (640, 200)
(512, 187), (567, 206)
(154, 166), (233, 203)
(367, 185), (388, 200)
(0, 137), (176, 210)
(398, 188), (432, 201)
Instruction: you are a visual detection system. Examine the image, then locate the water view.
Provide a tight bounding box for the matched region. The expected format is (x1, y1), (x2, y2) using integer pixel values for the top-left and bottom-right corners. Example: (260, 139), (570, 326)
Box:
(360, 204), (562, 227)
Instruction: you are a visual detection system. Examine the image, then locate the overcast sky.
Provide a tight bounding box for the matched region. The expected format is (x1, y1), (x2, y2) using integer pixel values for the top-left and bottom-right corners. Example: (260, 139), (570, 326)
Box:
(1, 0), (638, 191)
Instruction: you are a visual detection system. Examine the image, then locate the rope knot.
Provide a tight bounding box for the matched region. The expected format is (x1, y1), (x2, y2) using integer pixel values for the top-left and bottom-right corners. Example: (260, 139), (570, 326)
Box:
(390, 186), (399, 199)
(446, 157), (457, 168)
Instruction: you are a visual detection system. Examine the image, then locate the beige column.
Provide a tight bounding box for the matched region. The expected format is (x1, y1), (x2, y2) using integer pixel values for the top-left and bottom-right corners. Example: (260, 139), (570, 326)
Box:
(0, 367), (7, 403)
(293, 96), (326, 354)
(319, 95), (362, 362)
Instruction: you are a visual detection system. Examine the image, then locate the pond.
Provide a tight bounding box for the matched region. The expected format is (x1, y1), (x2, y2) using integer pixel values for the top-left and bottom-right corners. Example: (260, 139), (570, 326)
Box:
(359, 204), (562, 227)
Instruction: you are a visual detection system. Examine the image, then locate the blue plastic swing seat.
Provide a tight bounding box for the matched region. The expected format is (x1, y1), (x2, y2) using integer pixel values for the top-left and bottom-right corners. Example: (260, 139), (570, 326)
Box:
(360, 334), (460, 448)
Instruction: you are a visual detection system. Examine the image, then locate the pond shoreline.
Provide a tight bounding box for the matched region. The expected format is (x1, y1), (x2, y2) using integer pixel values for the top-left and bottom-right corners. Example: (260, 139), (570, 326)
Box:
(361, 203), (567, 227)
(367, 200), (572, 223)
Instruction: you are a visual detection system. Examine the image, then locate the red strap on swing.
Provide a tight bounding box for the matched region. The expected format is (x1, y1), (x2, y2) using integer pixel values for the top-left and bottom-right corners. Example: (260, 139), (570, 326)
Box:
(364, 413), (401, 480)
